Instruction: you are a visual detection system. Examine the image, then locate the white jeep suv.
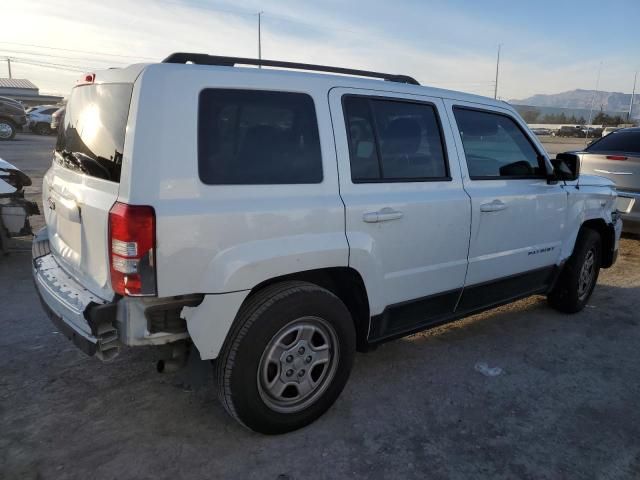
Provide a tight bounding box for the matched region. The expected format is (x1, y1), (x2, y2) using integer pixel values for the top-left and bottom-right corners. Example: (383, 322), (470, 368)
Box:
(33, 53), (624, 434)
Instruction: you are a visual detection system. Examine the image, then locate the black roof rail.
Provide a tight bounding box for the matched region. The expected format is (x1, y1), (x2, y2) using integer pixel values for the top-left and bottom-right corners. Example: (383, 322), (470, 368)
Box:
(161, 52), (420, 85)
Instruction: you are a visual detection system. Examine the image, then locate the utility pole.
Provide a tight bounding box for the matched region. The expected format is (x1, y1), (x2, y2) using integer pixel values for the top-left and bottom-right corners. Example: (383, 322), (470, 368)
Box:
(629, 71), (637, 122)
(258, 11), (263, 68)
(6, 58), (11, 79)
(494, 44), (501, 99)
(586, 61), (603, 142)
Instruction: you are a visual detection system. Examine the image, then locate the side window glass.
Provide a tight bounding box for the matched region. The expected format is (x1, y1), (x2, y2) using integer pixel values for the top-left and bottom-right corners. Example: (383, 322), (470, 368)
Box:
(371, 100), (447, 180)
(198, 89), (323, 185)
(343, 96), (449, 182)
(343, 97), (380, 181)
(453, 108), (543, 178)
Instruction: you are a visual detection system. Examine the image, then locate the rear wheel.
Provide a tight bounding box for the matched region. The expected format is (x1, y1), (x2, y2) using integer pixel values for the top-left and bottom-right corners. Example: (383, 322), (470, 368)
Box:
(0, 119), (16, 140)
(215, 281), (355, 434)
(548, 228), (602, 313)
(34, 122), (51, 135)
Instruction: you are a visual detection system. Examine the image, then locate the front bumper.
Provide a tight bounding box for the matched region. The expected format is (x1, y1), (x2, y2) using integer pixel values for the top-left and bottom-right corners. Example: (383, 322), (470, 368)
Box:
(32, 231), (120, 360)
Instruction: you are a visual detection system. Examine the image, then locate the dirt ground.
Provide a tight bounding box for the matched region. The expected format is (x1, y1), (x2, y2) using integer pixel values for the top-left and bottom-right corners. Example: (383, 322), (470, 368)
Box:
(1, 134), (640, 479)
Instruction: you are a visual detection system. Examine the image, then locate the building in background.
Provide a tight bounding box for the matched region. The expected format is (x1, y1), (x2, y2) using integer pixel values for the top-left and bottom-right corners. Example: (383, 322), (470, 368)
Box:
(0, 78), (63, 107)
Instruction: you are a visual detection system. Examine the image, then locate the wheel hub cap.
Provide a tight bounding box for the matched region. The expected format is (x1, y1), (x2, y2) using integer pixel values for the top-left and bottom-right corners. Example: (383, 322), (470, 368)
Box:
(258, 317), (339, 413)
(0, 123), (12, 139)
(578, 248), (596, 299)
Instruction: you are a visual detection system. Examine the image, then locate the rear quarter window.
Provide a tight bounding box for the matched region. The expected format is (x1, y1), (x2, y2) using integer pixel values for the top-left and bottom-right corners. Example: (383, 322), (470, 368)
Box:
(198, 89), (323, 185)
(586, 131), (640, 154)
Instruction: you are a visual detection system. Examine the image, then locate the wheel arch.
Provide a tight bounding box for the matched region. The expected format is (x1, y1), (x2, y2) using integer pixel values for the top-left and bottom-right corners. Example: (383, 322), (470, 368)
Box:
(579, 218), (616, 268)
(248, 267), (372, 352)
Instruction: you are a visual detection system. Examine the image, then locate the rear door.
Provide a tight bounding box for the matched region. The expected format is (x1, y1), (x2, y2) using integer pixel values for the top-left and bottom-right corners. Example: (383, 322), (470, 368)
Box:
(329, 88), (471, 340)
(44, 82), (133, 300)
(444, 100), (567, 309)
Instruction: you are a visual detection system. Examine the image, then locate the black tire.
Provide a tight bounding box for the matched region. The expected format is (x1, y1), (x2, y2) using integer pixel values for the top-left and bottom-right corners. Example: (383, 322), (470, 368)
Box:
(215, 281), (356, 434)
(34, 122), (51, 135)
(548, 228), (602, 313)
(0, 119), (16, 140)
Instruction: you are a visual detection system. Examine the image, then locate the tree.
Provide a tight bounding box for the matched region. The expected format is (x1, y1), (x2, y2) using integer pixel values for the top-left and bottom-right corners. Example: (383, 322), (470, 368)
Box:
(592, 112), (624, 126)
(521, 108), (540, 123)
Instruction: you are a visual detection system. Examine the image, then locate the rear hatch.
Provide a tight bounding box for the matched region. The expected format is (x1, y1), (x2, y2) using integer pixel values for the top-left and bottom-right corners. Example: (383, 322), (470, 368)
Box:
(44, 81), (133, 300)
(579, 130), (640, 193)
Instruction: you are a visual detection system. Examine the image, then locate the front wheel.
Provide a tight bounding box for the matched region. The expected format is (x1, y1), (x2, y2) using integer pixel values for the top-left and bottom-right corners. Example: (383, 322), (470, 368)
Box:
(0, 120), (16, 140)
(548, 228), (602, 313)
(215, 281), (356, 434)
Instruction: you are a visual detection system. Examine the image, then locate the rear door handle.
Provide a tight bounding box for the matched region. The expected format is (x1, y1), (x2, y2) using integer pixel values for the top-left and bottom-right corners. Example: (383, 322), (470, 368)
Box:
(363, 207), (404, 223)
(480, 200), (507, 212)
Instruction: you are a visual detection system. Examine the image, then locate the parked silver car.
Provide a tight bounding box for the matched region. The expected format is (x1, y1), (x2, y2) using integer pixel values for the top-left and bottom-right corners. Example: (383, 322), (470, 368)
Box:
(577, 128), (640, 233)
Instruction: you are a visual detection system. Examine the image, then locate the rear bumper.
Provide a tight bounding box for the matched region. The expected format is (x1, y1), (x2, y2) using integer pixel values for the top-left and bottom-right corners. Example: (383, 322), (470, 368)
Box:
(32, 230), (120, 360)
(618, 192), (640, 234)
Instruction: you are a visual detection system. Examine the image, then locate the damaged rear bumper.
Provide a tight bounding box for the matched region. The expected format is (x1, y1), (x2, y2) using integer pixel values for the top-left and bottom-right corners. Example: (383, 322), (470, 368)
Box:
(32, 228), (202, 361)
(32, 231), (120, 360)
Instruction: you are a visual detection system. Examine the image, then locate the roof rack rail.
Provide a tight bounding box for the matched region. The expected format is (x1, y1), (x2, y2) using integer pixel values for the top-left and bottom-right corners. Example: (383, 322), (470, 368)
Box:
(161, 52), (420, 85)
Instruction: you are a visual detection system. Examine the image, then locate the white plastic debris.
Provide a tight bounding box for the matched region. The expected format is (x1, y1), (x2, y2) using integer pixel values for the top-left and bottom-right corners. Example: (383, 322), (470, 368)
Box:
(474, 362), (503, 377)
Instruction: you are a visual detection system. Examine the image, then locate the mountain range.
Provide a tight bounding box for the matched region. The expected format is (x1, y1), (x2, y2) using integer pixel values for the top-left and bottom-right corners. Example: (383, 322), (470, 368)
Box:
(510, 89), (637, 116)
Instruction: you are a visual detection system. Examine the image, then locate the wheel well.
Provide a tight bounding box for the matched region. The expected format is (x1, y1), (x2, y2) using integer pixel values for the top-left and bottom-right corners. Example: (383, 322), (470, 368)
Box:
(249, 268), (371, 352)
(581, 219), (615, 268)
(0, 117), (16, 126)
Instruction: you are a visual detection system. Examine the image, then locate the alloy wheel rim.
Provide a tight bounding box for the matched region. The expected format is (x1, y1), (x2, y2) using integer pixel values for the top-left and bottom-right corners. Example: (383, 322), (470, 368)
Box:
(257, 316), (339, 414)
(578, 248), (596, 300)
(0, 122), (12, 139)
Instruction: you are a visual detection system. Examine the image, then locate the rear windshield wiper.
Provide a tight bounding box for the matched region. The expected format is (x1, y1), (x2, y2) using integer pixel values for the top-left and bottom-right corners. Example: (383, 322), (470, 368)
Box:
(57, 149), (112, 180)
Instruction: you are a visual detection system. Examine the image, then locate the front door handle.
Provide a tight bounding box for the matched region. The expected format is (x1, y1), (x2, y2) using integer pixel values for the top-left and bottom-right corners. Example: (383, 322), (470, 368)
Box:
(363, 207), (404, 223)
(480, 200), (507, 212)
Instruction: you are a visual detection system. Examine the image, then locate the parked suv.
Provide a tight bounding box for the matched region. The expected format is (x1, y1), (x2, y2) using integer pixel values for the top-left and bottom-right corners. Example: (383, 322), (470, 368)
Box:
(555, 125), (584, 137)
(33, 54), (624, 434)
(26, 105), (59, 135)
(0, 96), (27, 140)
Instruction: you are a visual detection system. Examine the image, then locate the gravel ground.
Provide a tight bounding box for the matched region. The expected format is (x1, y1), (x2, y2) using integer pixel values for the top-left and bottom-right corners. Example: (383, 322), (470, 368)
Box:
(1, 134), (640, 480)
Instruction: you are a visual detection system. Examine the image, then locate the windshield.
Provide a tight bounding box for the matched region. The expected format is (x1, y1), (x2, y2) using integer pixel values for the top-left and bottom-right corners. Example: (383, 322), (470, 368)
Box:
(586, 130), (640, 154)
(55, 83), (133, 182)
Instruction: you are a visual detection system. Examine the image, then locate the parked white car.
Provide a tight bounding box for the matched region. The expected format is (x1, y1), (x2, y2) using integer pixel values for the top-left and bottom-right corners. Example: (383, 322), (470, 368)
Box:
(26, 105), (59, 135)
(33, 54), (624, 434)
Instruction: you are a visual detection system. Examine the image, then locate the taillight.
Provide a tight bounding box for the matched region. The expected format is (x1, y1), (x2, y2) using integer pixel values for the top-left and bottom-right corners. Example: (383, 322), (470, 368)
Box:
(108, 202), (157, 296)
(606, 155), (628, 161)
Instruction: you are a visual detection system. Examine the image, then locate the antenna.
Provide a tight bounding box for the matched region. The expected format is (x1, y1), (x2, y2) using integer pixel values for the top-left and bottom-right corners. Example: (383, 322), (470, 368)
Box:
(257, 11), (263, 68)
(494, 44), (501, 99)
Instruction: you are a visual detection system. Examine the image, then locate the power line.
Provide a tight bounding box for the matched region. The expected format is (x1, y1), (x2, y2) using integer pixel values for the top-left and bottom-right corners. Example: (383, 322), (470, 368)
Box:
(0, 48), (129, 65)
(0, 41), (157, 61)
(4, 57), (88, 73)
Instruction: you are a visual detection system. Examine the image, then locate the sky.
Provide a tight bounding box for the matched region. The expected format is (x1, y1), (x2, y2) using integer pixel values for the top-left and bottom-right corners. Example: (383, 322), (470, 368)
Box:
(1, 0), (638, 100)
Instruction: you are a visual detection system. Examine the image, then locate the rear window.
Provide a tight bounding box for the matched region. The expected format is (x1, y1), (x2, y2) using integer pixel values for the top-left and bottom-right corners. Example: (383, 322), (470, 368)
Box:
(55, 83), (133, 183)
(586, 131), (640, 154)
(198, 89), (322, 185)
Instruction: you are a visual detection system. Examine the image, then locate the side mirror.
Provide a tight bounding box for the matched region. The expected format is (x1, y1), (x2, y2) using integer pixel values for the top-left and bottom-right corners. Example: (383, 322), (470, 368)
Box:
(551, 153), (580, 181)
